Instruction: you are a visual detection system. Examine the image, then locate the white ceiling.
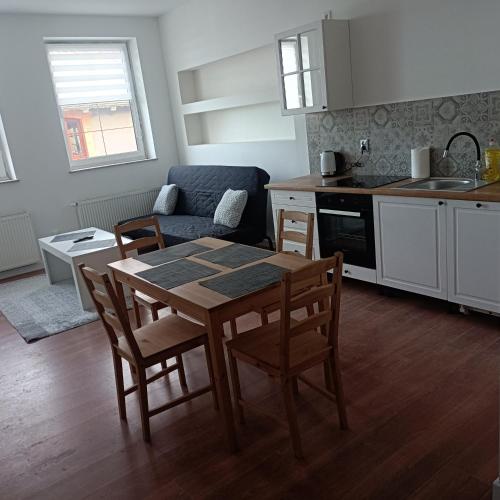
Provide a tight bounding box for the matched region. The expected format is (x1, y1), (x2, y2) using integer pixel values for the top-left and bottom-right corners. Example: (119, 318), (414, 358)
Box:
(0, 0), (186, 16)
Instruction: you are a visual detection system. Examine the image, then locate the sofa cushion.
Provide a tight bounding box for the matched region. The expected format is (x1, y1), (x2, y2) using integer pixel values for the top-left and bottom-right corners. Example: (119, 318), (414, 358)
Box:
(122, 214), (262, 247)
(213, 189), (248, 228)
(153, 184), (178, 215)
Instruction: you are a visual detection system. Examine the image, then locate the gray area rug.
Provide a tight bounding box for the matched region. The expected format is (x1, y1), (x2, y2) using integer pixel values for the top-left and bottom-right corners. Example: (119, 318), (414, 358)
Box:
(0, 275), (98, 343)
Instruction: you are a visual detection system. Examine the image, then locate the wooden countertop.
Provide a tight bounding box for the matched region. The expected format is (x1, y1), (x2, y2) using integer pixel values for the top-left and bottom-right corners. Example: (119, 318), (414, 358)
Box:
(265, 174), (500, 202)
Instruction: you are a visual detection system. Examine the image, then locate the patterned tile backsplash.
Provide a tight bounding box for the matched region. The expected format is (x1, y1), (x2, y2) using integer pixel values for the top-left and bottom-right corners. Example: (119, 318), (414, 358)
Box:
(306, 90), (500, 178)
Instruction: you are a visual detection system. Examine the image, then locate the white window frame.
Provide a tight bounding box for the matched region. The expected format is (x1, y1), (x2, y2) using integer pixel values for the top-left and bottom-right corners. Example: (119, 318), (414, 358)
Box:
(46, 41), (147, 171)
(0, 113), (16, 182)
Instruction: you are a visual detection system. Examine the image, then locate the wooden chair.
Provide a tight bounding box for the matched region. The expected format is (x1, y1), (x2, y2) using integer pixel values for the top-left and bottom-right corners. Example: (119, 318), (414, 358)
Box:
(276, 208), (315, 260)
(256, 209), (315, 329)
(226, 253), (348, 458)
(79, 264), (217, 443)
(114, 216), (175, 328)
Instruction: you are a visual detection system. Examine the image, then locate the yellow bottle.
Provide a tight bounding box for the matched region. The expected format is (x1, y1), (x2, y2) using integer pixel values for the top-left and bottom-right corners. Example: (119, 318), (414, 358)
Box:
(483, 138), (500, 182)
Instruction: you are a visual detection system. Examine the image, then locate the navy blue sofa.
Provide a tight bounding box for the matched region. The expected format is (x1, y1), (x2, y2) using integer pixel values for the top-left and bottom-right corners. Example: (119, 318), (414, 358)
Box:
(121, 165), (271, 247)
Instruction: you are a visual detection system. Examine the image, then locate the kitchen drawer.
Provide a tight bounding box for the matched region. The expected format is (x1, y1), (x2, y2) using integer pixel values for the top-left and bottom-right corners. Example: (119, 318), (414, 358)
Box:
(341, 263), (376, 283)
(271, 190), (316, 207)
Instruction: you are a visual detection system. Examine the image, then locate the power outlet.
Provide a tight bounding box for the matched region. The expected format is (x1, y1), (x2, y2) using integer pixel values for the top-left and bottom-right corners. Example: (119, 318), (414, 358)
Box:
(360, 139), (370, 154)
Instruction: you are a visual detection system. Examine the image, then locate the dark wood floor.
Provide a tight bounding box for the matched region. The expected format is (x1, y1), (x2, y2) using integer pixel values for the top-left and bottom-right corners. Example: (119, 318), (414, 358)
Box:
(0, 278), (498, 499)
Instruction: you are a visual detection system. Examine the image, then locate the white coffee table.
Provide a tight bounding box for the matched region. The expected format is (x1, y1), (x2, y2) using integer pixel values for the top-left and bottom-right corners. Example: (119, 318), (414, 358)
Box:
(38, 227), (133, 311)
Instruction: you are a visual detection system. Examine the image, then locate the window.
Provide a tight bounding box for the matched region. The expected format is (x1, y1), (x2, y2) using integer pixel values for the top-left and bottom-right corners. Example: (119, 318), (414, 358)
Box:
(46, 42), (147, 170)
(0, 113), (15, 182)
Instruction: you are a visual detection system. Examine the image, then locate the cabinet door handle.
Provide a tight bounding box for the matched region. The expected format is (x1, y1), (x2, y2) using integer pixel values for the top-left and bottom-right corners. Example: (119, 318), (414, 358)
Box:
(476, 203), (483, 208)
(438, 201), (444, 206)
(322, 106), (327, 110)
(289, 196), (295, 200)
(291, 220), (296, 224)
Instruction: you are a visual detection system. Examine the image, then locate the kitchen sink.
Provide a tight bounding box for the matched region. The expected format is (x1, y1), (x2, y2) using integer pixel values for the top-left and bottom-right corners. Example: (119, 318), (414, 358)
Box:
(394, 177), (491, 192)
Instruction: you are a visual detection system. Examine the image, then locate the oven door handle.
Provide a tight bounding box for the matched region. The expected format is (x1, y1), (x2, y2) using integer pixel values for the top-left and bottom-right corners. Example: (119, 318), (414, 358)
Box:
(319, 208), (362, 218)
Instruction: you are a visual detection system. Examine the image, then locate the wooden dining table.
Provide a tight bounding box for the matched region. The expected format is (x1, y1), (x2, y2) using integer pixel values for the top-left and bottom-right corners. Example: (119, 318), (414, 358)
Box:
(107, 237), (310, 453)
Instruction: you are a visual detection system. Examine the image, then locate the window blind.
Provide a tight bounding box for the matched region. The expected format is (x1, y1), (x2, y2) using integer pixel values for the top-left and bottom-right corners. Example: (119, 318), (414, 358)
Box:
(47, 43), (133, 106)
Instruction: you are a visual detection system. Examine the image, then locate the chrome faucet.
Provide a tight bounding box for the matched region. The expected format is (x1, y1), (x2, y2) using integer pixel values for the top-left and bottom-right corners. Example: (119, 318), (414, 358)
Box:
(442, 132), (482, 181)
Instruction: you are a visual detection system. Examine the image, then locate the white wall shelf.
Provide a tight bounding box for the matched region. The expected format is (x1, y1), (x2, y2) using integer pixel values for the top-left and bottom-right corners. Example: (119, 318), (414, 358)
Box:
(181, 89), (278, 116)
(177, 44), (295, 146)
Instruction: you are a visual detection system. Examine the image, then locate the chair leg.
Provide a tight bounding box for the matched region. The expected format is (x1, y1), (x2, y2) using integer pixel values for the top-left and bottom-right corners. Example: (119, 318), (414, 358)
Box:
(204, 343), (218, 411)
(328, 351), (349, 430)
(171, 307), (177, 315)
(176, 354), (188, 391)
(112, 351), (126, 420)
(260, 310), (269, 326)
(227, 350), (245, 424)
(306, 304), (315, 317)
(229, 318), (238, 338)
(151, 308), (169, 371)
(137, 368), (151, 443)
(282, 378), (304, 459)
(133, 296), (142, 328)
(291, 376), (299, 396)
(129, 362), (138, 384)
(151, 306), (159, 321)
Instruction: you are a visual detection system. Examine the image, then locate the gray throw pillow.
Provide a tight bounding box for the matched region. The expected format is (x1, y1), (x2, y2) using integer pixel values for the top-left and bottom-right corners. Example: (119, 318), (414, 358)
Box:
(213, 189), (248, 228)
(153, 184), (178, 215)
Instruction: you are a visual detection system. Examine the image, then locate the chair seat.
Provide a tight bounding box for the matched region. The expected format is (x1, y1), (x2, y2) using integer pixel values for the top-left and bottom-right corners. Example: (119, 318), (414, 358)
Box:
(133, 290), (167, 309)
(226, 321), (331, 375)
(117, 314), (207, 363)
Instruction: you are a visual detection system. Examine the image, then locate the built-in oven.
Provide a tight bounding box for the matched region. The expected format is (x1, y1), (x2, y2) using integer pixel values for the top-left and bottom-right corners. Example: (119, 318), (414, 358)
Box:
(315, 192), (376, 269)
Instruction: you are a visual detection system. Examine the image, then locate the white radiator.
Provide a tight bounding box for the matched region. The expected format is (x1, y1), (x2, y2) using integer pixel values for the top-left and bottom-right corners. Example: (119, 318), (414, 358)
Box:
(75, 188), (161, 232)
(0, 212), (39, 272)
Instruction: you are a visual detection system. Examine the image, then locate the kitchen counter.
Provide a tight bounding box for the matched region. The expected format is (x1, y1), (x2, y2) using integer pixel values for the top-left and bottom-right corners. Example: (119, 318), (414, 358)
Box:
(265, 174), (500, 202)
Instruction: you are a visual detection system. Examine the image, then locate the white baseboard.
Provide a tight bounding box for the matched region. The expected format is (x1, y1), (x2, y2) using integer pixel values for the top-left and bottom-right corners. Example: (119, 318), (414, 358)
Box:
(492, 478), (500, 500)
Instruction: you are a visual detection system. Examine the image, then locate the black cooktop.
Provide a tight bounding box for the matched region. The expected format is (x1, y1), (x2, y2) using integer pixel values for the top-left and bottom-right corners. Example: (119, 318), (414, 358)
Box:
(317, 175), (409, 189)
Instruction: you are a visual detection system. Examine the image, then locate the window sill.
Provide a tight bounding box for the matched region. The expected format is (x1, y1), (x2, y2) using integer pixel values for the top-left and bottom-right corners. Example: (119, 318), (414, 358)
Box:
(68, 157), (157, 174)
(0, 178), (19, 185)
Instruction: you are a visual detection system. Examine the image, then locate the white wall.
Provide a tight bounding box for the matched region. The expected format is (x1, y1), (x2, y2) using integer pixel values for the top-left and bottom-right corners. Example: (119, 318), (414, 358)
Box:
(160, 0), (500, 180)
(0, 14), (178, 242)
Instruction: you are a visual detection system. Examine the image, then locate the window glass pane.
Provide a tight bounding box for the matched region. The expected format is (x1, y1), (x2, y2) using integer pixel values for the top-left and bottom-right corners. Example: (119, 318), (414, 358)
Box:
(303, 70), (322, 108)
(280, 36), (298, 74)
(98, 101), (134, 130)
(283, 74), (301, 110)
(62, 105), (100, 133)
(66, 131), (106, 161)
(103, 128), (137, 156)
(300, 30), (320, 70)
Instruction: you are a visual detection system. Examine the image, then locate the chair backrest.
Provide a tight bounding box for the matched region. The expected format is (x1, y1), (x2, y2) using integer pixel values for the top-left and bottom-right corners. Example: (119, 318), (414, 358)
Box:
(276, 209), (315, 260)
(279, 253), (343, 373)
(78, 264), (142, 362)
(114, 216), (165, 259)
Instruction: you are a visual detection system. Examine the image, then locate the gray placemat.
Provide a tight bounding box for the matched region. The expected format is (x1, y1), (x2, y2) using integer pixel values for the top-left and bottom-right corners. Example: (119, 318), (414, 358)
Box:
(199, 262), (286, 298)
(51, 229), (96, 243)
(137, 259), (219, 290)
(68, 239), (115, 252)
(195, 243), (275, 269)
(135, 242), (211, 267)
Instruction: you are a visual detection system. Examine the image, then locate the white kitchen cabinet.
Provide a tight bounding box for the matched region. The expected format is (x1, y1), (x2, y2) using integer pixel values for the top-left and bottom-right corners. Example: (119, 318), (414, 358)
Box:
(373, 196), (448, 299)
(274, 19), (352, 115)
(447, 200), (500, 313)
(270, 190), (320, 259)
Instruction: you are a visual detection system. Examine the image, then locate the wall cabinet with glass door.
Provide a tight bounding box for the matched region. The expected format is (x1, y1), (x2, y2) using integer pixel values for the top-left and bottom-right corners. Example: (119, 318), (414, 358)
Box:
(274, 19), (352, 115)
